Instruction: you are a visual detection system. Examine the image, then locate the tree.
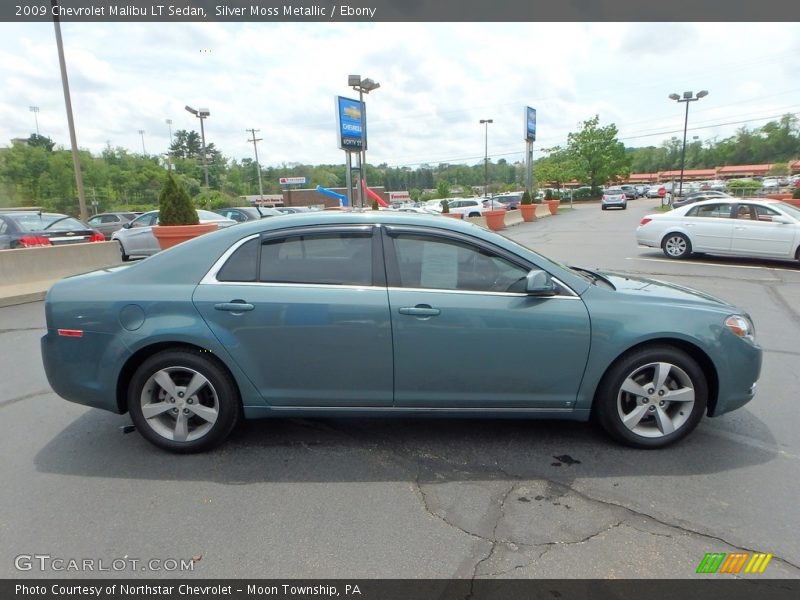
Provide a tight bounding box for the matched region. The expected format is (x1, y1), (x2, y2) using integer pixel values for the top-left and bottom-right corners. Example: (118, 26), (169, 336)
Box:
(436, 180), (450, 199)
(566, 115), (631, 191)
(27, 134), (55, 152)
(158, 174), (198, 225)
(534, 147), (577, 191)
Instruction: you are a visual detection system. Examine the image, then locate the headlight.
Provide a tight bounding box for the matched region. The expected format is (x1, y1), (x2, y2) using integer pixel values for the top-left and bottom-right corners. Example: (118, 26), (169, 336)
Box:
(725, 315), (755, 343)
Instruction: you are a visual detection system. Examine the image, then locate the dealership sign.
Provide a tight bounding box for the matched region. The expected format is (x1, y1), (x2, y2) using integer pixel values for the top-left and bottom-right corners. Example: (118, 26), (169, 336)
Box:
(279, 177), (307, 185)
(336, 95), (366, 151)
(525, 106), (536, 142)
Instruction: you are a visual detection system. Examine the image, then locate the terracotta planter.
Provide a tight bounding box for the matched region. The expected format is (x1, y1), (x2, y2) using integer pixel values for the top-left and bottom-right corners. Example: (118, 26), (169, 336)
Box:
(519, 204), (537, 222)
(440, 212), (463, 219)
(483, 209), (507, 231)
(152, 223), (218, 250)
(784, 199), (800, 208)
(545, 200), (560, 215)
(766, 194), (792, 201)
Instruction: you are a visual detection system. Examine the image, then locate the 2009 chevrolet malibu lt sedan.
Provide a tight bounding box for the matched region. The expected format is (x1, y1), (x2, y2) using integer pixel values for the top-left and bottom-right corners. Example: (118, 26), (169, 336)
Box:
(41, 212), (761, 453)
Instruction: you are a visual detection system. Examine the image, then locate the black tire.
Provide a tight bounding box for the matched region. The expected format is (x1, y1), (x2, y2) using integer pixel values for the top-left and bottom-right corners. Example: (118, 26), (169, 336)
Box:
(468, 212), (480, 218)
(601, 206), (607, 211)
(127, 349), (241, 453)
(661, 232), (692, 259)
(622, 203), (627, 210)
(594, 345), (707, 449)
(117, 241), (130, 262)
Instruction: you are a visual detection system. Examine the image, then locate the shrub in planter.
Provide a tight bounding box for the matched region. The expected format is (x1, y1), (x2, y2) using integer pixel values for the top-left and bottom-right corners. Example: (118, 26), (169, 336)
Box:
(519, 190), (537, 222)
(441, 199), (450, 213)
(793, 187), (800, 199)
(160, 175), (199, 225)
(544, 188), (554, 201)
(520, 190), (532, 205)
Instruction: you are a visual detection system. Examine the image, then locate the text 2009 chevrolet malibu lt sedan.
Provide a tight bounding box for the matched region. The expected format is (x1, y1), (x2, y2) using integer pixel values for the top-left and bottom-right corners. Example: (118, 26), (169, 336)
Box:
(42, 212), (761, 453)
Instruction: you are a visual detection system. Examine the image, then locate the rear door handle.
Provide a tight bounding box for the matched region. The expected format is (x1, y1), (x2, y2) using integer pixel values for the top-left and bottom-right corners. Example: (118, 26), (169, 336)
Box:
(398, 305), (441, 317)
(214, 301), (255, 312)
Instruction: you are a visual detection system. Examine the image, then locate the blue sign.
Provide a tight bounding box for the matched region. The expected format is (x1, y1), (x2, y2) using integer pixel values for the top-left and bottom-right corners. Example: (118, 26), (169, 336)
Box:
(336, 96), (366, 151)
(525, 106), (536, 142)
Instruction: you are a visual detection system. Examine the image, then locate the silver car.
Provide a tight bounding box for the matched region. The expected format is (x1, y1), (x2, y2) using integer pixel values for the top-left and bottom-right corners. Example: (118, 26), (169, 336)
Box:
(112, 209), (236, 261)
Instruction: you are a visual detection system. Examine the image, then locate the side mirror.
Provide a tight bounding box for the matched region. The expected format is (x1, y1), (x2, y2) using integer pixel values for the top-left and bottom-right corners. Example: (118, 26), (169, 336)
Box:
(526, 269), (557, 296)
(123, 222), (132, 229)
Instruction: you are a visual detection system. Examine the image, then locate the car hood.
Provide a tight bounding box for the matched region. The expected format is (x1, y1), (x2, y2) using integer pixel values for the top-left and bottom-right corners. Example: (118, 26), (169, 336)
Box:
(599, 272), (735, 309)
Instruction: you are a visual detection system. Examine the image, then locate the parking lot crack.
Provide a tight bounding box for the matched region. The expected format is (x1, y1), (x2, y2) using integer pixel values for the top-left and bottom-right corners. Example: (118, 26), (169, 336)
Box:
(0, 389), (51, 409)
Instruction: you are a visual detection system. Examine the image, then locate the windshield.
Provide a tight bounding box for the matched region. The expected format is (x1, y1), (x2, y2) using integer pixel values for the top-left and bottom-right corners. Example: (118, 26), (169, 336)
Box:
(776, 202), (800, 220)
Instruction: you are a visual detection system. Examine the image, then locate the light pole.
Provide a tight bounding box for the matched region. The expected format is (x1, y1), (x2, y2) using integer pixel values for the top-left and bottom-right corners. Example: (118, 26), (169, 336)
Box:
(480, 119), (493, 202)
(29, 106), (40, 136)
(52, 0), (88, 221)
(185, 105), (210, 188)
(349, 75), (380, 209)
(247, 128), (265, 202)
(165, 118), (173, 170)
(669, 90), (708, 198)
(138, 129), (146, 155)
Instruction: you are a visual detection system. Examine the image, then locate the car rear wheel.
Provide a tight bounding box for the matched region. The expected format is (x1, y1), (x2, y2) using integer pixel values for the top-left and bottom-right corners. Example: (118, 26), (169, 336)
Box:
(594, 346), (707, 448)
(127, 349), (241, 453)
(662, 233), (691, 259)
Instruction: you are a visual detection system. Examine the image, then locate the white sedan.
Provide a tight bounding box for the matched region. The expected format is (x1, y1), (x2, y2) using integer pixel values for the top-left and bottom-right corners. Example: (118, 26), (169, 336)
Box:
(637, 198), (800, 262)
(112, 209), (236, 261)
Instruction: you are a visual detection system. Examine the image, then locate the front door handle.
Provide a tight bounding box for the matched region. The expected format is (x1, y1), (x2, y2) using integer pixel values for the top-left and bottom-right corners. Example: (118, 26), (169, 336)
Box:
(214, 301), (255, 312)
(398, 305), (441, 317)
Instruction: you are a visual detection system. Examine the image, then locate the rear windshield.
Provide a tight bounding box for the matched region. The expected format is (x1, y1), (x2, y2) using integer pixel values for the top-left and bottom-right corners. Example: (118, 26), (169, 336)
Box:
(13, 215), (85, 232)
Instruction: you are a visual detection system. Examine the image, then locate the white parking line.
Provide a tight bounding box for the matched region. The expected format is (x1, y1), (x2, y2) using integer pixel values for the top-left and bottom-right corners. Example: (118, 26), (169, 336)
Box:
(627, 256), (799, 273)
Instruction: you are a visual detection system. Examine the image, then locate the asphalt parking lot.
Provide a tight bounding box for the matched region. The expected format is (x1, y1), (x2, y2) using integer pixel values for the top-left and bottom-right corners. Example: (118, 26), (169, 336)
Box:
(1, 197), (798, 579)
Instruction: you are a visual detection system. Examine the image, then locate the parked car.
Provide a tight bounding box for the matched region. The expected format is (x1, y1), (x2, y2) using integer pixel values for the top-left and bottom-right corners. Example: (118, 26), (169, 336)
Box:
(86, 212), (139, 240)
(492, 193), (524, 210)
(0, 211), (104, 249)
(111, 209), (236, 261)
(276, 206), (315, 214)
(634, 185), (648, 197)
(601, 187), (627, 210)
(646, 185), (665, 198)
(213, 207), (283, 222)
(619, 184), (639, 200)
(446, 199), (486, 217)
(761, 178), (780, 190)
(41, 211), (761, 453)
(671, 190), (732, 209)
(637, 198), (800, 262)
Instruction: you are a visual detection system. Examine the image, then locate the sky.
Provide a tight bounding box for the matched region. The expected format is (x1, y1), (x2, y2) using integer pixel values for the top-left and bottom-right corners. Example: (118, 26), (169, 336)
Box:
(1, 21), (800, 171)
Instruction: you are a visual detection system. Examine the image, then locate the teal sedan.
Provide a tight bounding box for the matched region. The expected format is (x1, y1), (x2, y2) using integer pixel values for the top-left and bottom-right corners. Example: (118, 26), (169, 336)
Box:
(41, 212), (761, 452)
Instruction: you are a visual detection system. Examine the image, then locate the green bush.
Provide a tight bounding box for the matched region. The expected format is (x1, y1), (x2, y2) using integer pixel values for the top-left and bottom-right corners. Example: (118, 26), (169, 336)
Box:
(441, 199), (450, 213)
(544, 188), (554, 201)
(520, 190), (532, 205)
(193, 189), (236, 210)
(793, 187), (800, 199)
(371, 199), (379, 210)
(159, 175), (198, 225)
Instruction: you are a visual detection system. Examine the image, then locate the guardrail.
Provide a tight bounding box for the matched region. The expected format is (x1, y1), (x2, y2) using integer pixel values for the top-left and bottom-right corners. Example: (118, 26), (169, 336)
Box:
(0, 242), (123, 306)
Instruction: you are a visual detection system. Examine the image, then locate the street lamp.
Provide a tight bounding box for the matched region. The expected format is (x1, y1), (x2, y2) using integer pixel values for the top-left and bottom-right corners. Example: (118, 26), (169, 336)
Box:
(29, 106), (40, 136)
(669, 90), (708, 198)
(138, 129), (146, 155)
(165, 118), (173, 171)
(185, 105), (210, 188)
(480, 119), (493, 202)
(349, 75), (380, 209)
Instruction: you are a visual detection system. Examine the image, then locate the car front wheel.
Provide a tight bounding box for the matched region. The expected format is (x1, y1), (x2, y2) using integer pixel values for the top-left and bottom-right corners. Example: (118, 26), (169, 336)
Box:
(594, 346), (707, 448)
(127, 349), (241, 453)
(117, 241), (130, 262)
(662, 233), (691, 259)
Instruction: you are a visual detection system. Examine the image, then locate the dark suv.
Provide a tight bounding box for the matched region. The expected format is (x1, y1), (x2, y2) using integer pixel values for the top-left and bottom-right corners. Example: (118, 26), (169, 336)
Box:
(619, 185), (639, 200)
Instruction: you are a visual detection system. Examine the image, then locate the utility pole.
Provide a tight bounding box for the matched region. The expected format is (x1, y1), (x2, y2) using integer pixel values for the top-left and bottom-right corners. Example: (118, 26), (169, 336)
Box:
(247, 128), (264, 201)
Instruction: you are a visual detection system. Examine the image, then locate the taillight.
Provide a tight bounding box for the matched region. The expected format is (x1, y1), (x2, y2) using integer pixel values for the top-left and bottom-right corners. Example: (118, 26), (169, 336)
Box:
(640, 217), (652, 226)
(89, 232), (105, 242)
(57, 329), (84, 338)
(18, 236), (52, 247)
